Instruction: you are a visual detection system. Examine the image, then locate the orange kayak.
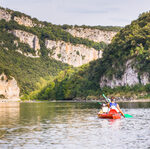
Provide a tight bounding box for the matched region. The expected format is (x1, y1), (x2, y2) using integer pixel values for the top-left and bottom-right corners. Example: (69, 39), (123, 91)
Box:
(98, 109), (121, 119)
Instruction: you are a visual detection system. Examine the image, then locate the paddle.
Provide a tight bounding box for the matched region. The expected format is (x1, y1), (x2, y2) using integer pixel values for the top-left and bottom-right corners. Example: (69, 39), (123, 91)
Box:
(124, 114), (133, 118)
(102, 94), (111, 103)
(98, 102), (102, 105)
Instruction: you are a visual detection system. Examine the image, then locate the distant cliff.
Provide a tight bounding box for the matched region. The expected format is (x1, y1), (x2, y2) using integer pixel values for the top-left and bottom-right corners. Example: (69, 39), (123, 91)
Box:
(0, 8), (11, 21)
(45, 40), (102, 67)
(66, 27), (117, 44)
(100, 59), (150, 88)
(10, 29), (40, 57)
(99, 11), (150, 89)
(0, 73), (20, 101)
(8, 29), (103, 66)
(0, 7), (117, 67)
(0, 7), (41, 27)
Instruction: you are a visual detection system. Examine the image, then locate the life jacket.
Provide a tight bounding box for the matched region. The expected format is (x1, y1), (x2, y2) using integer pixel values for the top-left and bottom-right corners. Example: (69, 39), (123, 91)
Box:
(109, 102), (119, 112)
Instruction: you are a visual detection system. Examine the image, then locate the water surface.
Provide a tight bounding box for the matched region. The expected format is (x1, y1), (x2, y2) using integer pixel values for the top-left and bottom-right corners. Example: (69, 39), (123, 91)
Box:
(0, 102), (150, 149)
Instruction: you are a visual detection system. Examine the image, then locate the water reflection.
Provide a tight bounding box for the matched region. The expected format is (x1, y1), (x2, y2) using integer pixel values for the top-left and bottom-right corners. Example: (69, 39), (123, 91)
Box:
(0, 102), (20, 126)
(119, 102), (150, 108)
(19, 102), (85, 125)
(0, 102), (20, 139)
(0, 102), (149, 149)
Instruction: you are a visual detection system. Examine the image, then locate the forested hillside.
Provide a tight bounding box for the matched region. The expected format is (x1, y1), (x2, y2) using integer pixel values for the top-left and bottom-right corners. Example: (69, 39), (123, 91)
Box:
(35, 11), (150, 100)
(0, 28), (69, 94)
(0, 7), (119, 98)
(61, 24), (121, 32)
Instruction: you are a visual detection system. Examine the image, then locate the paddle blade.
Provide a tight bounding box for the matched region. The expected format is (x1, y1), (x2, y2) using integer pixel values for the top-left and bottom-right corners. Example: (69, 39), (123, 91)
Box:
(124, 114), (133, 118)
(98, 102), (102, 105)
(102, 94), (106, 97)
(102, 94), (111, 103)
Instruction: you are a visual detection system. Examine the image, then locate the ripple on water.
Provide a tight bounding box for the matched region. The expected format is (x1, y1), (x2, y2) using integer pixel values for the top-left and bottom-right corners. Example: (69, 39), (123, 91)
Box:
(0, 103), (150, 149)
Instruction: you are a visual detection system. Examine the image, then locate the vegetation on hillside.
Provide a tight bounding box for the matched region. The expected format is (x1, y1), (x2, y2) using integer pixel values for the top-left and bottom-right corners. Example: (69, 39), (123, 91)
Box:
(34, 11), (150, 100)
(1, 7), (150, 100)
(103, 11), (150, 77)
(0, 25), (69, 94)
(61, 24), (122, 32)
(0, 7), (115, 98)
(34, 58), (150, 100)
(34, 60), (101, 100)
(0, 48), (69, 95)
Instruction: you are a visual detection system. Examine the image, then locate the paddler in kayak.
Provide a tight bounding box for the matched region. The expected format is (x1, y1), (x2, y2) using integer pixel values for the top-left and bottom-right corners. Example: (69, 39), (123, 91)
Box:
(108, 97), (125, 117)
(99, 103), (109, 114)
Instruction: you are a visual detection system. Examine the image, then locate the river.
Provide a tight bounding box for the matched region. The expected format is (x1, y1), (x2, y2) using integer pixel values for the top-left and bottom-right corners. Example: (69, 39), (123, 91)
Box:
(0, 102), (150, 149)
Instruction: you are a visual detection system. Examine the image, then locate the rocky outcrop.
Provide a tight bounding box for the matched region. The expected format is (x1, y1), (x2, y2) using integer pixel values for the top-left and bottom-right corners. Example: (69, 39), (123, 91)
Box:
(14, 16), (36, 27)
(140, 72), (150, 85)
(11, 30), (40, 55)
(13, 16), (44, 28)
(0, 8), (11, 22)
(100, 59), (150, 88)
(66, 28), (117, 44)
(0, 73), (20, 100)
(45, 40), (102, 67)
(0, 8), (44, 28)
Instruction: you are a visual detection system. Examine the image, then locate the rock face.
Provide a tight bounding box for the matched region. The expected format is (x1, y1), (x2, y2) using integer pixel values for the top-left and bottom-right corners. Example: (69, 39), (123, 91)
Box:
(11, 30), (40, 55)
(0, 73), (20, 100)
(45, 40), (102, 67)
(0, 7), (114, 66)
(14, 16), (36, 27)
(9, 29), (105, 65)
(0, 8), (11, 22)
(66, 28), (117, 44)
(100, 59), (150, 88)
(0, 8), (43, 28)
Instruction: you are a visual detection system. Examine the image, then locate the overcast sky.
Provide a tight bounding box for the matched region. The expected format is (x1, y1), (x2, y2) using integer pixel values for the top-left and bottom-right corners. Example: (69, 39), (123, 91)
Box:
(0, 0), (150, 26)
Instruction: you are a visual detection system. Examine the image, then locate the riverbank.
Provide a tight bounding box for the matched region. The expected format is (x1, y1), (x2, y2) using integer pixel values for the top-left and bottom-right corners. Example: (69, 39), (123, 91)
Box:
(72, 98), (150, 103)
(0, 98), (150, 103)
(0, 98), (20, 102)
(117, 99), (150, 102)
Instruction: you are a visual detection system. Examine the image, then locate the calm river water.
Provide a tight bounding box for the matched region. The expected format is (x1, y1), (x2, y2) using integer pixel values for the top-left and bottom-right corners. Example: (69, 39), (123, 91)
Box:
(0, 102), (150, 149)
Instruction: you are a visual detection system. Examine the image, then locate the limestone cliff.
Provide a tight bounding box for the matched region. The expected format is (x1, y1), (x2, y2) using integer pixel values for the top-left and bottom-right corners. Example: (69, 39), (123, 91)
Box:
(45, 40), (102, 67)
(0, 8), (11, 22)
(66, 28), (117, 44)
(14, 16), (36, 27)
(0, 73), (20, 100)
(0, 8), (43, 27)
(8, 28), (104, 66)
(10, 30), (40, 56)
(9, 29), (103, 66)
(100, 59), (150, 88)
